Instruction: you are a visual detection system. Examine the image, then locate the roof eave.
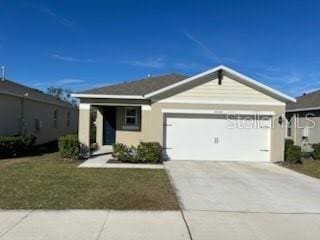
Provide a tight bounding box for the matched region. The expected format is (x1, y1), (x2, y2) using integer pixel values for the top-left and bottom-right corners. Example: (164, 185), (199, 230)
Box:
(286, 106), (320, 113)
(71, 93), (145, 99)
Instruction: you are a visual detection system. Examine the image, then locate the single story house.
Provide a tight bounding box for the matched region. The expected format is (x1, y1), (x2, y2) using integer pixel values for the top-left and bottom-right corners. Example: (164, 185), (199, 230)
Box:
(286, 90), (320, 151)
(72, 65), (295, 162)
(0, 79), (78, 145)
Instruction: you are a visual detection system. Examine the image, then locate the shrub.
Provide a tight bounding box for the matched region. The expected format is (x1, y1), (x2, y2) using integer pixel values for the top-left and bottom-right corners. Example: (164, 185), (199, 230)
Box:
(136, 142), (162, 163)
(59, 134), (79, 160)
(285, 139), (294, 149)
(312, 143), (320, 160)
(0, 135), (36, 158)
(21, 135), (36, 151)
(112, 142), (162, 163)
(112, 143), (136, 163)
(285, 140), (302, 164)
(302, 151), (313, 159)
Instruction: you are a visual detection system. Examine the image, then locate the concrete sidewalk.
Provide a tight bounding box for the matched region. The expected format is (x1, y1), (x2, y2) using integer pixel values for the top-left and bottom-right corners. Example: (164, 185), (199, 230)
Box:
(184, 211), (320, 240)
(0, 210), (190, 240)
(2, 209), (320, 240)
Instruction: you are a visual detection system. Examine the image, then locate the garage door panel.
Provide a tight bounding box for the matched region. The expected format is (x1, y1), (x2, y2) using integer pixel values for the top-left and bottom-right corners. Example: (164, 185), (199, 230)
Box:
(166, 117), (218, 160)
(165, 115), (271, 162)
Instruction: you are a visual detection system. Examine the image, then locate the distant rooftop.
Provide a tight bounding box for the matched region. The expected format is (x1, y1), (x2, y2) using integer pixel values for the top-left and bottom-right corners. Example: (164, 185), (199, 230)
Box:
(0, 79), (76, 108)
(287, 90), (320, 111)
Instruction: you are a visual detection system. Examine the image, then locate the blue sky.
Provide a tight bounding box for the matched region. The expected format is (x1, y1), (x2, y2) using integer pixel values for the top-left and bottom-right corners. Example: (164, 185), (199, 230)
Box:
(1, 0), (320, 96)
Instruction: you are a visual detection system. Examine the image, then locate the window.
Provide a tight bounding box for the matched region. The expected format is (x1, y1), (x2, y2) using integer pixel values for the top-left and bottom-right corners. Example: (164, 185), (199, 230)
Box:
(287, 118), (292, 137)
(125, 107), (138, 127)
(53, 110), (58, 128)
(67, 112), (71, 128)
(35, 119), (42, 131)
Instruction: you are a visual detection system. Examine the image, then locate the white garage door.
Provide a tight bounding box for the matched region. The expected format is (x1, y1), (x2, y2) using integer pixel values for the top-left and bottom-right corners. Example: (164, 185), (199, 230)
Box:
(165, 114), (271, 162)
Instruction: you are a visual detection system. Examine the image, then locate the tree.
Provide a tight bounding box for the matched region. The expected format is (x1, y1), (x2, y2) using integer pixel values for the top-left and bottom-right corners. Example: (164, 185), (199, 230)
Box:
(47, 87), (78, 106)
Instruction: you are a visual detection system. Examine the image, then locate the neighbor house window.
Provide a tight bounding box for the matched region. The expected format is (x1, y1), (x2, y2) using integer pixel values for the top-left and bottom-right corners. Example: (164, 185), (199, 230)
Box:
(53, 110), (58, 128)
(303, 126), (309, 138)
(125, 107), (138, 127)
(287, 118), (292, 137)
(67, 111), (71, 128)
(34, 119), (42, 131)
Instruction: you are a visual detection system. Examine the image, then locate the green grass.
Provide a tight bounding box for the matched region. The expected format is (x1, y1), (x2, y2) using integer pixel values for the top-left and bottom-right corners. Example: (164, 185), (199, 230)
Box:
(283, 159), (320, 179)
(0, 153), (179, 210)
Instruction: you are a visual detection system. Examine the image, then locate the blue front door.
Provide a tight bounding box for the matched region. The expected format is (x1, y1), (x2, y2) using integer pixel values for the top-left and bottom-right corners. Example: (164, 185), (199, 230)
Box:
(103, 108), (116, 145)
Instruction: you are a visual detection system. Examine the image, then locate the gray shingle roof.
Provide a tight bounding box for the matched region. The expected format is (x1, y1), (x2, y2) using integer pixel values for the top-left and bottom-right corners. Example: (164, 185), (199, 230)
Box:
(0, 79), (76, 108)
(79, 73), (188, 96)
(287, 90), (320, 111)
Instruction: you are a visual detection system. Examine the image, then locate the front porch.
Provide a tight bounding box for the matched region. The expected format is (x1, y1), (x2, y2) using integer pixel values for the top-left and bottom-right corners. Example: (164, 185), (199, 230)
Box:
(92, 145), (113, 156)
(78, 102), (151, 157)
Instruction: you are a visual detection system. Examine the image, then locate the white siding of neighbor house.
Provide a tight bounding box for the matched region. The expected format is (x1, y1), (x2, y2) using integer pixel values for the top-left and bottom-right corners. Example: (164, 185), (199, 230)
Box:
(293, 115), (320, 146)
(158, 76), (284, 105)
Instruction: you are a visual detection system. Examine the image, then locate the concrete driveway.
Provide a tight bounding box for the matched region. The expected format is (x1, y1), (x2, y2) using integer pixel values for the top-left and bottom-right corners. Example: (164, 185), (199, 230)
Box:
(165, 161), (320, 240)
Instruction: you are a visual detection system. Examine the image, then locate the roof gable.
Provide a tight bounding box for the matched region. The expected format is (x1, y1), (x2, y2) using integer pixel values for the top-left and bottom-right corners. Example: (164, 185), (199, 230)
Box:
(155, 74), (284, 105)
(145, 65), (296, 103)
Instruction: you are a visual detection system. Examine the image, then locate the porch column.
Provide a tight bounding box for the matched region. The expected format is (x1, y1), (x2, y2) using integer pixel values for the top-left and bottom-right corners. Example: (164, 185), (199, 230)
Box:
(141, 105), (152, 142)
(79, 103), (91, 157)
(96, 107), (104, 148)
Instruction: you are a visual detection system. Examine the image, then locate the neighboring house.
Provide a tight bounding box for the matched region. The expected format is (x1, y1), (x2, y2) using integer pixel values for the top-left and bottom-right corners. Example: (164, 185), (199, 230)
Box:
(286, 90), (320, 151)
(0, 79), (78, 145)
(72, 65), (295, 162)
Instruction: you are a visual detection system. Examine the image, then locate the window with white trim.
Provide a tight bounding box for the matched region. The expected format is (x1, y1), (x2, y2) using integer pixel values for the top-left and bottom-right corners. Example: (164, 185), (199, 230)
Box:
(286, 118), (292, 137)
(124, 107), (138, 128)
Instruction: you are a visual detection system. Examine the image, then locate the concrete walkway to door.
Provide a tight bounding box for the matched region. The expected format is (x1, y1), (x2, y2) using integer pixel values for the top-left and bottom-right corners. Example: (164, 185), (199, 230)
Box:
(79, 154), (164, 169)
(165, 161), (320, 240)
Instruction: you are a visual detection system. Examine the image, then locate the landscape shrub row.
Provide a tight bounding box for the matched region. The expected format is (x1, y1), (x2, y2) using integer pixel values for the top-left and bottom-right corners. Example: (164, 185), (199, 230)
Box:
(0, 135), (36, 158)
(285, 139), (320, 164)
(312, 143), (320, 160)
(112, 142), (162, 163)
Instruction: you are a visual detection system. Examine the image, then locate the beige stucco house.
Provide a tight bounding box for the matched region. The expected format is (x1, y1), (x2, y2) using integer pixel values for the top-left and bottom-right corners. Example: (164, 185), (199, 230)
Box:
(286, 90), (320, 151)
(72, 65), (295, 162)
(0, 79), (78, 145)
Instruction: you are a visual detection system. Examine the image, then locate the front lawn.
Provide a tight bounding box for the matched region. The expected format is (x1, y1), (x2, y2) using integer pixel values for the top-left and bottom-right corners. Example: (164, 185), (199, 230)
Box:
(282, 159), (320, 179)
(0, 153), (179, 210)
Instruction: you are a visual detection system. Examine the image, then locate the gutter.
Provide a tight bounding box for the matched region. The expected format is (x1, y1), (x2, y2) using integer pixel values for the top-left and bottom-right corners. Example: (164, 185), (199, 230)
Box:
(71, 93), (145, 99)
(286, 106), (320, 113)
